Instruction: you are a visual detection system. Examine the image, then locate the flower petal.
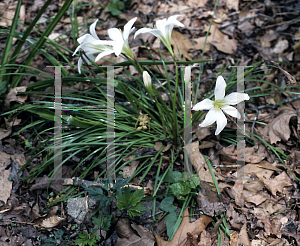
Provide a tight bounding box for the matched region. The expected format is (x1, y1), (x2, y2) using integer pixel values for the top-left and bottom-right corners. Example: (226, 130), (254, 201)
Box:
(192, 99), (214, 111)
(108, 28), (123, 42)
(155, 18), (167, 36)
(134, 28), (164, 40)
(95, 50), (115, 61)
(215, 110), (227, 135)
(222, 105), (241, 119)
(214, 76), (226, 100)
(77, 57), (83, 74)
(224, 92), (250, 105)
(90, 19), (99, 40)
(123, 17), (137, 41)
(199, 108), (218, 127)
(167, 15), (184, 27)
(77, 34), (91, 44)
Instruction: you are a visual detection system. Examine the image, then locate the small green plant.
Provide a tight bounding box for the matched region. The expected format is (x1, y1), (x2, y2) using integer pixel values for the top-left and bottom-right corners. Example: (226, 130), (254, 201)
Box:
(90, 212), (112, 241)
(163, 171), (200, 200)
(158, 171), (200, 238)
(74, 231), (97, 246)
(43, 229), (71, 246)
(159, 196), (178, 238)
(117, 185), (147, 217)
(73, 213), (112, 246)
(107, 0), (131, 16)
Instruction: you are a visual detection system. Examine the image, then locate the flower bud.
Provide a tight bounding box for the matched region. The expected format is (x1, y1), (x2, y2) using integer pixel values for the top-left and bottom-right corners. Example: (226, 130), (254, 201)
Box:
(143, 71), (154, 96)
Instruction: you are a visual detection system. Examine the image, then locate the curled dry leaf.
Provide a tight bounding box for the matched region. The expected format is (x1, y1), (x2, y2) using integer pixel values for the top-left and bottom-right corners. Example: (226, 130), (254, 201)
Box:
(115, 222), (155, 246)
(237, 224), (250, 246)
(155, 208), (213, 246)
(0, 151), (13, 203)
(170, 31), (193, 60)
(185, 142), (224, 183)
(5, 86), (27, 108)
(261, 107), (299, 144)
(263, 172), (293, 196)
(34, 206), (64, 229)
(242, 190), (269, 206)
(232, 180), (244, 207)
(243, 179), (265, 193)
(217, 143), (265, 164)
(193, 25), (237, 54)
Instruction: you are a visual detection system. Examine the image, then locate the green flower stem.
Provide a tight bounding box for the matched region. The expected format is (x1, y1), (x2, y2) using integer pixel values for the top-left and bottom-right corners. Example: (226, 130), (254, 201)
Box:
(154, 94), (167, 135)
(172, 65), (179, 147)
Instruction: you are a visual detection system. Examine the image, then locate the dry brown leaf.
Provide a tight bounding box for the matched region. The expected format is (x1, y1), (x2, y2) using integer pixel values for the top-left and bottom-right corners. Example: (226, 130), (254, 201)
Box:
(226, 0), (239, 11)
(115, 223), (155, 246)
(186, 0), (208, 7)
(242, 190), (269, 206)
(261, 200), (279, 215)
(185, 142), (225, 183)
(155, 208), (212, 246)
(38, 215), (64, 228)
(122, 154), (140, 179)
(244, 164), (274, 180)
(243, 179), (264, 193)
(0, 151), (13, 203)
(191, 37), (212, 53)
(260, 30), (278, 48)
(256, 160), (281, 172)
(272, 39), (289, 54)
(201, 25), (237, 54)
(171, 31), (193, 60)
(198, 230), (211, 246)
(230, 231), (239, 246)
(5, 86), (27, 107)
(232, 180), (244, 207)
(219, 144), (265, 163)
(237, 224), (250, 246)
(263, 172), (292, 196)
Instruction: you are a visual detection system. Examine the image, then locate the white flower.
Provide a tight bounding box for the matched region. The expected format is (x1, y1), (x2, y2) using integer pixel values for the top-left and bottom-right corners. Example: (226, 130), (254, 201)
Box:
(73, 18), (137, 73)
(143, 71), (154, 96)
(192, 76), (250, 135)
(107, 17), (137, 59)
(134, 15), (184, 56)
(73, 19), (115, 73)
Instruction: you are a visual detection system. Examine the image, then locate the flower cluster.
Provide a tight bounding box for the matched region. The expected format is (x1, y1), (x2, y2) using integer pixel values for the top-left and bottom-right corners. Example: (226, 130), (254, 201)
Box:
(192, 76), (250, 135)
(73, 16), (184, 73)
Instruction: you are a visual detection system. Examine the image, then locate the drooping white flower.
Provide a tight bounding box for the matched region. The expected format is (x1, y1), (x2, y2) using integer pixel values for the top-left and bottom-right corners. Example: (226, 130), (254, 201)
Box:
(73, 19), (115, 73)
(134, 15), (184, 56)
(73, 18), (137, 73)
(192, 76), (250, 135)
(107, 17), (137, 59)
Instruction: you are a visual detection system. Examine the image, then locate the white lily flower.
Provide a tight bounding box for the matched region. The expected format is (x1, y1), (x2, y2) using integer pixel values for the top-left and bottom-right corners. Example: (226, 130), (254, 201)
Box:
(73, 18), (137, 73)
(192, 76), (250, 135)
(134, 15), (184, 56)
(107, 17), (137, 59)
(73, 19), (115, 73)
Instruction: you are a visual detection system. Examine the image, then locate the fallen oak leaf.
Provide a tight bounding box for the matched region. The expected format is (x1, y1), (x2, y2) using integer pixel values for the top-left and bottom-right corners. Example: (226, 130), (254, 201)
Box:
(261, 107), (299, 144)
(155, 208), (212, 246)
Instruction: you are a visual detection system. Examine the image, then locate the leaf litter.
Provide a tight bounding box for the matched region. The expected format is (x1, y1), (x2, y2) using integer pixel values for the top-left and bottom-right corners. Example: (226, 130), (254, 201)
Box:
(1, 0), (300, 245)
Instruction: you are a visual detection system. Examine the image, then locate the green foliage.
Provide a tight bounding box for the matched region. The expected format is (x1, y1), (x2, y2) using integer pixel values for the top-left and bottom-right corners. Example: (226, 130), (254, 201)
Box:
(159, 196), (178, 238)
(91, 212), (112, 232)
(163, 171), (200, 199)
(116, 186), (147, 217)
(74, 231), (97, 246)
(43, 230), (71, 246)
(83, 178), (128, 208)
(107, 0), (131, 16)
